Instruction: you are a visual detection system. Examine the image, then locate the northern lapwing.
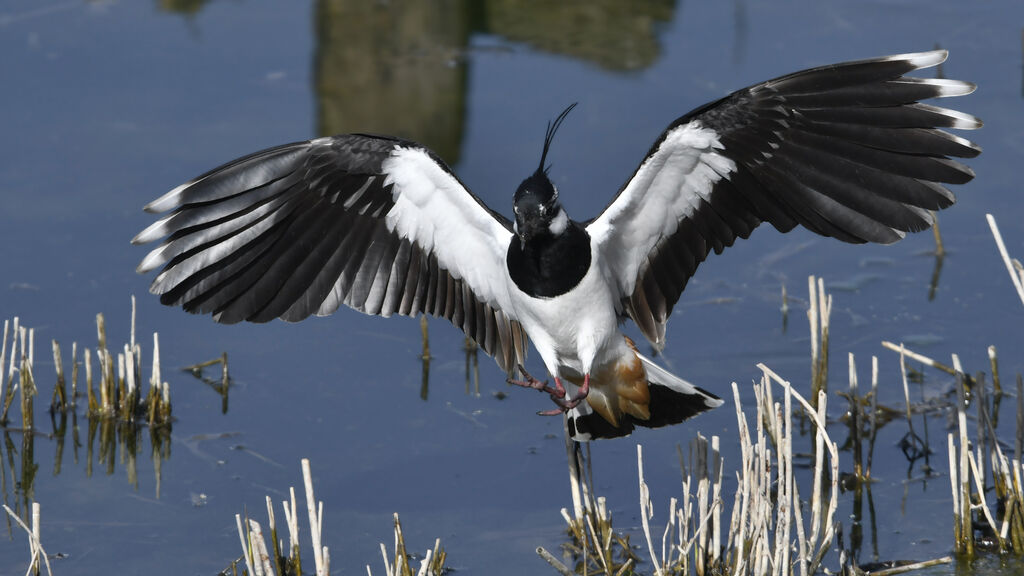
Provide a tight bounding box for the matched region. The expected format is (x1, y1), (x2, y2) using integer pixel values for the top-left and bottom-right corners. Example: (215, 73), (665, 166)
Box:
(134, 50), (980, 440)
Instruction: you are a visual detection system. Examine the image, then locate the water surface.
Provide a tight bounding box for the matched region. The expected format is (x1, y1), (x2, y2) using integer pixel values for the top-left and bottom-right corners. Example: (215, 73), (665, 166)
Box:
(1, 1), (1023, 574)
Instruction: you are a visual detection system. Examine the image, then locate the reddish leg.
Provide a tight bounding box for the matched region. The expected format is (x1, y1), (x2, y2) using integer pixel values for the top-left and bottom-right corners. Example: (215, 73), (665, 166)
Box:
(506, 364), (566, 398)
(537, 373), (590, 416)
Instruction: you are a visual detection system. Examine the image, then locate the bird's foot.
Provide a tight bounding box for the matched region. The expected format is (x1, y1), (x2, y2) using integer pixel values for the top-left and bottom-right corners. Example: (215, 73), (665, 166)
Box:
(537, 373), (590, 416)
(506, 364), (566, 398)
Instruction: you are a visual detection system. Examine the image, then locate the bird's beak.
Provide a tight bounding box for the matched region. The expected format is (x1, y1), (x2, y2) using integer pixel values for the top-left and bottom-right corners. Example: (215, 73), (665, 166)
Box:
(514, 218), (528, 244)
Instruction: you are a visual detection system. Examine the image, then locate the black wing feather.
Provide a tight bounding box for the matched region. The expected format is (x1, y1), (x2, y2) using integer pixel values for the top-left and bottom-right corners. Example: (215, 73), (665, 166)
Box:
(135, 135), (527, 372)
(589, 50), (980, 349)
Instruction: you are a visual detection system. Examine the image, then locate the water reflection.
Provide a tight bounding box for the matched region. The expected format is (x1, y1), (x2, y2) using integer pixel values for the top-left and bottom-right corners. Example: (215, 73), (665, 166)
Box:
(185, 354), (232, 415)
(1, 404), (173, 526)
(313, 0), (678, 159)
(314, 0), (472, 162)
(418, 318), (488, 401)
(157, 0), (210, 16)
(482, 0), (674, 70)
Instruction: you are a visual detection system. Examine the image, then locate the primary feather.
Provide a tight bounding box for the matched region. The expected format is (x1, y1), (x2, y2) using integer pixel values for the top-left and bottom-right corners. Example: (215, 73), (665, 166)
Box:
(587, 49), (980, 349)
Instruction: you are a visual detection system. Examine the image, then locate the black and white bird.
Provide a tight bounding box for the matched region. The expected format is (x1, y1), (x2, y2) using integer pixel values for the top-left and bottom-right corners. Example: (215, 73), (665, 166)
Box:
(134, 50), (980, 440)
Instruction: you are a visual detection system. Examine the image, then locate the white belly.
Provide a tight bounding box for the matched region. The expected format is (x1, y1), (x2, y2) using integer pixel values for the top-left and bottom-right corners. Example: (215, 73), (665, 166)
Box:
(508, 247), (621, 378)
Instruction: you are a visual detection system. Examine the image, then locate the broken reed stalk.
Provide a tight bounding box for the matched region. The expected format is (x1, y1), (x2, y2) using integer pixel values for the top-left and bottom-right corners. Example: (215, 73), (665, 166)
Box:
(19, 326), (36, 430)
(867, 356), (879, 477)
(989, 346), (1002, 396)
(808, 276), (832, 412)
(419, 315), (430, 360)
(880, 341), (956, 376)
(1017, 375), (1023, 466)
(1, 319), (18, 425)
(848, 353), (863, 479)
(869, 556), (953, 576)
(952, 354), (975, 557)
(85, 347), (97, 414)
(302, 458), (328, 576)
(3, 502), (53, 576)
(0, 320), (7, 399)
(932, 212), (945, 256)
(50, 340), (67, 413)
(986, 213), (1024, 307)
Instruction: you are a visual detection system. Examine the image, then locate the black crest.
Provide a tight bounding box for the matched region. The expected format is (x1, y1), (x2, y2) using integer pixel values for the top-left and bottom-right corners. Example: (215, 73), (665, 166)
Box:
(537, 102), (578, 174)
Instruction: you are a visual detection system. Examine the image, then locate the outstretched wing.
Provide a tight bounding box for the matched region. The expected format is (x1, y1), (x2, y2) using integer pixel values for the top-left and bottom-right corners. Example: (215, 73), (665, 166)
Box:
(587, 50), (981, 348)
(134, 134), (528, 371)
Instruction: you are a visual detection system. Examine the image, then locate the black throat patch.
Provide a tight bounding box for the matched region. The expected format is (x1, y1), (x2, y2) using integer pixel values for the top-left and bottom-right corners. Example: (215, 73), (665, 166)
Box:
(506, 222), (591, 298)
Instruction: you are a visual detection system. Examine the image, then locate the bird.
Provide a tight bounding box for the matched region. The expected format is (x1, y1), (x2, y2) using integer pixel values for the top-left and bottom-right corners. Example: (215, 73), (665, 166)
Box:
(133, 50), (980, 441)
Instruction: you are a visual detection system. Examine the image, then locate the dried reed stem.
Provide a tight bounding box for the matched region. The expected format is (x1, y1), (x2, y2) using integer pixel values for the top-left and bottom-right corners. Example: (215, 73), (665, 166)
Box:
(868, 555), (952, 575)
(986, 214), (1024, 306)
(3, 502), (53, 576)
(807, 276), (832, 410)
(880, 341), (955, 375)
(302, 458), (327, 576)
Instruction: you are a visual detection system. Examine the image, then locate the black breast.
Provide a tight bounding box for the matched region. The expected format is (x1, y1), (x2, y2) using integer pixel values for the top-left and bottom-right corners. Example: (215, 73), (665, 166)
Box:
(506, 223), (591, 298)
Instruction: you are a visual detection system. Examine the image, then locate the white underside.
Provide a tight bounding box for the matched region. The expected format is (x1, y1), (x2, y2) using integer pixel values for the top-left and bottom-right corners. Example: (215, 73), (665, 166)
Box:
(508, 241), (626, 381)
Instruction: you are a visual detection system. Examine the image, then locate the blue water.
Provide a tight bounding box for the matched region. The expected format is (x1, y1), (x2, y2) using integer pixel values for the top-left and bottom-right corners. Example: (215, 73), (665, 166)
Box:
(1, 1), (1023, 574)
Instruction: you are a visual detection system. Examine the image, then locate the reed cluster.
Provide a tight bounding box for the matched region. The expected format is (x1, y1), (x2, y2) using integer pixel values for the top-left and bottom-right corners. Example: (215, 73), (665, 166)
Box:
(233, 459), (447, 576)
(942, 349), (1024, 555)
(542, 362), (842, 576)
(0, 297), (172, 431)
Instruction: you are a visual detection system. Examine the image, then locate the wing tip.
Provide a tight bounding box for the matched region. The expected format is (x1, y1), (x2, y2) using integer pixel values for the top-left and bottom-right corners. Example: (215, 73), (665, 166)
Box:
(144, 180), (193, 214)
(131, 215), (172, 245)
(924, 103), (984, 130)
(877, 49), (947, 71)
(135, 245), (169, 274)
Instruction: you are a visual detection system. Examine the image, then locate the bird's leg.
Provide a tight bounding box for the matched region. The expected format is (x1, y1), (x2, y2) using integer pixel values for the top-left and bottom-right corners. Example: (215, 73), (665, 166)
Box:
(537, 373), (591, 416)
(506, 364), (566, 398)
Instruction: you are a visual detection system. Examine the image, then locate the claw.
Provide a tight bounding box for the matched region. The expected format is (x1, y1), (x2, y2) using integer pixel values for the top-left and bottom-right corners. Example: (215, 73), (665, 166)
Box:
(536, 373), (591, 415)
(507, 364), (566, 398)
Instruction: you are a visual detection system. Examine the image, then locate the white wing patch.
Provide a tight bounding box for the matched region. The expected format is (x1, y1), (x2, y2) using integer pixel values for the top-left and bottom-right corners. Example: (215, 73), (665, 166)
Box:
(379, 146), (516, 315)
(588, 121), (736, 298)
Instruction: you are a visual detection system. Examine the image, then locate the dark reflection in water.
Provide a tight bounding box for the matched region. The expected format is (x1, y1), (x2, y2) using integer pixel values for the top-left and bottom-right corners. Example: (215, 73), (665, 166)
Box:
(315, 0), (473, 162)
(1, 410), (172, 527)
(157, 0), (211, 16)
(481, 0), (674, 71)
(312, 0), (678, 160)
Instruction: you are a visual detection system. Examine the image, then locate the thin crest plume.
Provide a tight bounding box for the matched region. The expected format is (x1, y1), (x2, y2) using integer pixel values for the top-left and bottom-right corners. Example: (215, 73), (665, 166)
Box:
(539, 102), (578, 174)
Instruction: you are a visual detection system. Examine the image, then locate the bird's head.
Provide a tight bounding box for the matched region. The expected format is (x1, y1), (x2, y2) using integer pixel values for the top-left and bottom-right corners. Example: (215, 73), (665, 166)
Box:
(514, 169), (565, 244)
(513, 103), (577, 245)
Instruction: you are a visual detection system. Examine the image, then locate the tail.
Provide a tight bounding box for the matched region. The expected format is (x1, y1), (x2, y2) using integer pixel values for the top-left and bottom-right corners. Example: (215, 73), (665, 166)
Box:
(566, 353), (723, 441)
